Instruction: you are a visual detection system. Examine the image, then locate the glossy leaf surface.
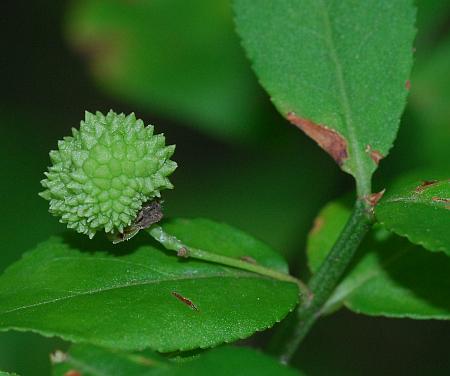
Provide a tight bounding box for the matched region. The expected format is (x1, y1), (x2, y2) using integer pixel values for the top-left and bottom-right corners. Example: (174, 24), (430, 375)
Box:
(234, 0), (416, 189)
(376, 178), (450, 255)
(0, 222), (298, 352)
(308, 201), (450, 318)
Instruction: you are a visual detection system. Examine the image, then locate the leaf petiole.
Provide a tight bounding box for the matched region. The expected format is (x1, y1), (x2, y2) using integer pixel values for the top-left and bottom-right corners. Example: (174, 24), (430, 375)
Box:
(278, 198), (373, 363)
(147, 226), (310, 297)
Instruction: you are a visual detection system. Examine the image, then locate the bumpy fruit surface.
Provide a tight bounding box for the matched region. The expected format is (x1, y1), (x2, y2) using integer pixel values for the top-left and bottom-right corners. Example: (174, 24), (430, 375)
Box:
(40, 110), (177, 238)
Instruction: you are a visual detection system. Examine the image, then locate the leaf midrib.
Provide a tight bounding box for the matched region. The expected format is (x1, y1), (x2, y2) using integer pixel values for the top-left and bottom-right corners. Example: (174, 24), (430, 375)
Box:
(385, 196), (449, 207)
(318, 0), (369, 193)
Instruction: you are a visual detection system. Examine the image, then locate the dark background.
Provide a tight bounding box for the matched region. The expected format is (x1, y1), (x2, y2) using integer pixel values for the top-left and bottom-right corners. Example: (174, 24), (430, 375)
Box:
(1, 1), (449, 374)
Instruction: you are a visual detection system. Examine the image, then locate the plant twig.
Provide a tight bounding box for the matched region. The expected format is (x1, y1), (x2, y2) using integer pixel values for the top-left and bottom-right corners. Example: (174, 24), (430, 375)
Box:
(147, 226), (310, 296)
(278, 198), (373, 364)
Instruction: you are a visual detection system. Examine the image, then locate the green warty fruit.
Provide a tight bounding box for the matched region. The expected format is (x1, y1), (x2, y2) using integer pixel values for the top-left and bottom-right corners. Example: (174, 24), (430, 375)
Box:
(40, 110), (177, 238)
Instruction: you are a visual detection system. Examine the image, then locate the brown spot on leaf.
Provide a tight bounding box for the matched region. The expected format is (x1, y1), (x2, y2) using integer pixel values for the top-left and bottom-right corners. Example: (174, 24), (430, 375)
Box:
(405, 80), (411, 90)
(432, 197), (450, 203)
(365, 189), (386, 207)
(415, 180), (438, 193)
(365, 145), (384, 165)
(65, 371), (82, 376)
(432, 196), (450, 210)
(287, 112), (348, 166)
(309, 216), (324, 235)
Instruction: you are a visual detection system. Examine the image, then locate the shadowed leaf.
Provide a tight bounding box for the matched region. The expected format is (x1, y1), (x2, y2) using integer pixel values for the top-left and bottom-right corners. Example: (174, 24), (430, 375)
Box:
(0, 221), (298, 352)
(308, 200), (450, 318)
(52, 345), (302, 376)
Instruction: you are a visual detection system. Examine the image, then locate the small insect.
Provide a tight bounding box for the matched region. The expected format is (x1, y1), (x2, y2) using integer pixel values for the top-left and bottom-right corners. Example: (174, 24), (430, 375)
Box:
(171, 291), (199, 311)
(111, 199), (163, 244)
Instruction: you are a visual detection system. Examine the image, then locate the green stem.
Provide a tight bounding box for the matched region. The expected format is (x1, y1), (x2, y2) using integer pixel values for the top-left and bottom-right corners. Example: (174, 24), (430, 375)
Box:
(279, 198), (373, 364)
(147, 226), (309, 295)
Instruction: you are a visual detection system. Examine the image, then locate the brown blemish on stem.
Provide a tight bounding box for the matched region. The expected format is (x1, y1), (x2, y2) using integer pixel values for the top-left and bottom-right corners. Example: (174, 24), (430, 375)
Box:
(405, 80), (411, 90)
(365, 189), (386, 207)
(415, 180), (438, 193)
(365, 145), (384, 165)
(287, 112), (348, 166)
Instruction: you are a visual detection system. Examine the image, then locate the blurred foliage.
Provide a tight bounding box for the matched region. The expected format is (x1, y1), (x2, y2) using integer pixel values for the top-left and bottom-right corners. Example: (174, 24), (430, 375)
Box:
(0, 0), (449, 375)
(65, 0), (278, 142)
(378, 0), (450, 180)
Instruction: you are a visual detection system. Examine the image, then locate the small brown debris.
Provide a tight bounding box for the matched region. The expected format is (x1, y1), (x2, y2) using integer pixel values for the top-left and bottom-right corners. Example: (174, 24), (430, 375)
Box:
(287, 112), (348, 166)
(365, 145), (384, 165)
(309, 216), (324, 235)
(65, 371), (82, 376)
(365, 189), (386, 207)
(240, 256), (257, 264)
(112, 199), (164, 243)
(171, 291), (199, 311)
(133, 199), (164, 230)
(177, 247), (190, 258)
(415, 180), (438, 193)
(405, 80), (411, 90)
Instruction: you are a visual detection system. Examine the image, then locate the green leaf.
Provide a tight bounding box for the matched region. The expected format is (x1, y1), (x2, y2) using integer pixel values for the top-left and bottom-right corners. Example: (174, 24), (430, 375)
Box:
(0, 225), (298, 352)
(52, 345), (302, 376)
(0, 372), (18, 376)
(66, 0), (273, 142)
(408, 37), (450, 166)
(376, 177), (450, 255)
(234, 0), (416, 191)
(308, 200), (450, 318)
